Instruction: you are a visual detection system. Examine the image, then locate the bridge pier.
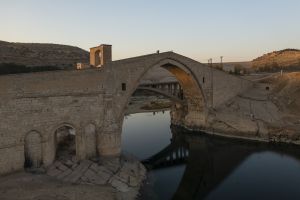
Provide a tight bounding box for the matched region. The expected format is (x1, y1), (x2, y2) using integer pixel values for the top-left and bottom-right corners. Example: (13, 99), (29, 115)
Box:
(97, 132), (121, 157)
(123, 79), (208, 157)
(97, 94), (122, 157)
(76, 129), (88, 160)
(170, 103), (208, 131)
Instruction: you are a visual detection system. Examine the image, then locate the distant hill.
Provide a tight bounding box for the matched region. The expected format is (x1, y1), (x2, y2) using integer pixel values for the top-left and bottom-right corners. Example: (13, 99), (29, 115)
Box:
(0, 40), (89, 69)
(252, 49), (300, 72)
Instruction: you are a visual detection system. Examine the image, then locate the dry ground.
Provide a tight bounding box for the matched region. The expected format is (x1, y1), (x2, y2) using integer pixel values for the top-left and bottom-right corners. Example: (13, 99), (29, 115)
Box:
(0, 172), (119, 200)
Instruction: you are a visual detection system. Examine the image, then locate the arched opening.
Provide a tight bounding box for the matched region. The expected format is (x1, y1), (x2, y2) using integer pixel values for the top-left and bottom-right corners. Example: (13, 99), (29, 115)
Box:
(122, 59), (207, 159)
(122, 59), (207, 130)
(24, 131), (43, 169)
(94, 50), (101, 67)
(98, 58), (207, 158)
(54, 125), (76, 161)
(161, 63), (206, 128)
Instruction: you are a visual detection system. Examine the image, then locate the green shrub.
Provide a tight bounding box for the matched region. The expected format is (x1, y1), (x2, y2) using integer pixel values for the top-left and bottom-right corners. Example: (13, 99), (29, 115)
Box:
(0, 63), (61, 75)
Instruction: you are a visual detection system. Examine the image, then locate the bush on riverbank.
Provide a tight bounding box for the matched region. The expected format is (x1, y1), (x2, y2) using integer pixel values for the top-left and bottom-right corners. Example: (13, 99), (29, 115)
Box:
(0, 63), (62, 75)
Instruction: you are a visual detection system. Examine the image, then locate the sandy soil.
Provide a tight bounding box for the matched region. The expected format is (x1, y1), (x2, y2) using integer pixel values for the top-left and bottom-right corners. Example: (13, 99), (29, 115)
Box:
(0, 172), (119, 200)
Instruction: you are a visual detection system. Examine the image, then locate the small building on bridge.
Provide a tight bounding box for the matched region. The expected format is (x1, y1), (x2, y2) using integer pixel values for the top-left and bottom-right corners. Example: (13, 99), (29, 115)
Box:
(77, 44), (112, 70)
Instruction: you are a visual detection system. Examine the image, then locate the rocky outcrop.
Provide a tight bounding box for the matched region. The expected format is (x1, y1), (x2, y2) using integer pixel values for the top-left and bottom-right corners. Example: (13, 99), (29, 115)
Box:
(0, 40), (89, 69)
(171, 72), (300, 145)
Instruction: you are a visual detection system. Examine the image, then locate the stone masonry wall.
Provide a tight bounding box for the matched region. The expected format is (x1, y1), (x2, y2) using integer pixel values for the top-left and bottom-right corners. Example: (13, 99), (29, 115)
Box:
(0, 71), (106, 174)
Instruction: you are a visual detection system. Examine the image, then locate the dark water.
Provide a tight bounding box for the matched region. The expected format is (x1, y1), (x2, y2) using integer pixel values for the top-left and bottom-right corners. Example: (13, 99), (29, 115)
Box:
(122, 111), (300, 200)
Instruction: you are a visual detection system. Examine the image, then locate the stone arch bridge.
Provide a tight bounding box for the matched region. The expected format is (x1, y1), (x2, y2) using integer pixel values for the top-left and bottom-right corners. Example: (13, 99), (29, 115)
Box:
(0, 51), (252, 175)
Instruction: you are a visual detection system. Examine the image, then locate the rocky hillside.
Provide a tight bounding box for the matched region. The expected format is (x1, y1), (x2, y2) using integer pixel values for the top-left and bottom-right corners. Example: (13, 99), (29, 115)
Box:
(252, 49), (300, 71)
(269, 72), (300, 116)
(0, 40), (89, 69)
(207, 72), (300, 144)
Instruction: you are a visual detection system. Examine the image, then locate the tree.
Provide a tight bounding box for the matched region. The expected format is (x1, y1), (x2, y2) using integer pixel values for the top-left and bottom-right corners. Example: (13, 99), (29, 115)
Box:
(214, 64), (223, 71)
(234, 64), (243, 75)
(252, 64), (260, 72)
(0, 63), (61, 75)
(271, 61), (280, 72)
(243, 68), (250, 75)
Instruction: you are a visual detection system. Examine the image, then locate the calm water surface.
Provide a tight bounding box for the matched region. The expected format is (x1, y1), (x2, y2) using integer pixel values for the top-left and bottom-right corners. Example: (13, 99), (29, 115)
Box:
(122, 111), (300, 200)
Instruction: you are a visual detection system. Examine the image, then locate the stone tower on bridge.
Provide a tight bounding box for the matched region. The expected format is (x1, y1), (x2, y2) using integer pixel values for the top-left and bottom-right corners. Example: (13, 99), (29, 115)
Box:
(90, 44), (112, 67)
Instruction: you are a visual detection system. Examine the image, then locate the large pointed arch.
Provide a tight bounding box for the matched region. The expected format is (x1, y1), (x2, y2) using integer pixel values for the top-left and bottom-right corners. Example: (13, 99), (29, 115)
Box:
(120, 58), (208, 129)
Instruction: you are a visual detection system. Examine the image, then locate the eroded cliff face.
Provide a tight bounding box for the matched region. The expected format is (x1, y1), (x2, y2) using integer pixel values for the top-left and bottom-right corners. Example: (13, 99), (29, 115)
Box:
(172, 72), (300, 145)
(0, 40), (89, 68)
(210, 72), (300, 144)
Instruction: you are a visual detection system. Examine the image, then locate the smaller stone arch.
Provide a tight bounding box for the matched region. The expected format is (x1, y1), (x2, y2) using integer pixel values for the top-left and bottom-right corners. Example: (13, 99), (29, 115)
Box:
(94, 50), (102, 67)
(84, 123), (97, 159)
(24, 131), (43, 168)
(54, 124), (76, 161)
(51, 123), (77, 138)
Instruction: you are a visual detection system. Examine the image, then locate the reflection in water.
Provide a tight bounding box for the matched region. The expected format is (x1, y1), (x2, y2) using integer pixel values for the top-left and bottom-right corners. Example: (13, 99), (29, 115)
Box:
(122, 111), (300, 200)
(205, 151), (300, 200)
(122, 112), (172, 160)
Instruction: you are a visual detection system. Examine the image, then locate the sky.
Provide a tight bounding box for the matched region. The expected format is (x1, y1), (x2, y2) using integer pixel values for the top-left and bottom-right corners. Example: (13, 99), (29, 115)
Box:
(0, 0), (300, 62)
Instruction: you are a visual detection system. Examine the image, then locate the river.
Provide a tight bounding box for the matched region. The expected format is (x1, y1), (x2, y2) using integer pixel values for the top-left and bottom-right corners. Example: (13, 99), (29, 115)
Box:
(122, 111), (300, 200)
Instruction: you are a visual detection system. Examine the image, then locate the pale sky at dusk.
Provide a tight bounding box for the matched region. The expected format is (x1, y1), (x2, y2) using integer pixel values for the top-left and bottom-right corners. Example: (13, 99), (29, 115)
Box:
(0, 0), (300, 62)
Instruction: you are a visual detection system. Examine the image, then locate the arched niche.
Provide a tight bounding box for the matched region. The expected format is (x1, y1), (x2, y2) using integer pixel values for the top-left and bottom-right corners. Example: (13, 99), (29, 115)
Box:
(54, 125), (76, 160)
(24, 131), (43, 169)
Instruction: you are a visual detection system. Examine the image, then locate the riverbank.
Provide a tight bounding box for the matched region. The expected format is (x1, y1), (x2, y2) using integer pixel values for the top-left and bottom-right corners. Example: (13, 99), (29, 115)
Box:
(128, 73), (300, 146)
(125, 95), (172, 115)
(198, 72), (300, 145)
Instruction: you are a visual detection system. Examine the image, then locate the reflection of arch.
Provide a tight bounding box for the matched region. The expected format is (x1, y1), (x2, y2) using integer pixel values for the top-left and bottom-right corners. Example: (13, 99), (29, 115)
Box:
(142, 127), (255, 199)
(24, 131), (43, 168)
(84, 123), (97, 158)
(143, 141), (189, 170)
(121, 58), (208, 129)
(140, 125), (300, 199)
